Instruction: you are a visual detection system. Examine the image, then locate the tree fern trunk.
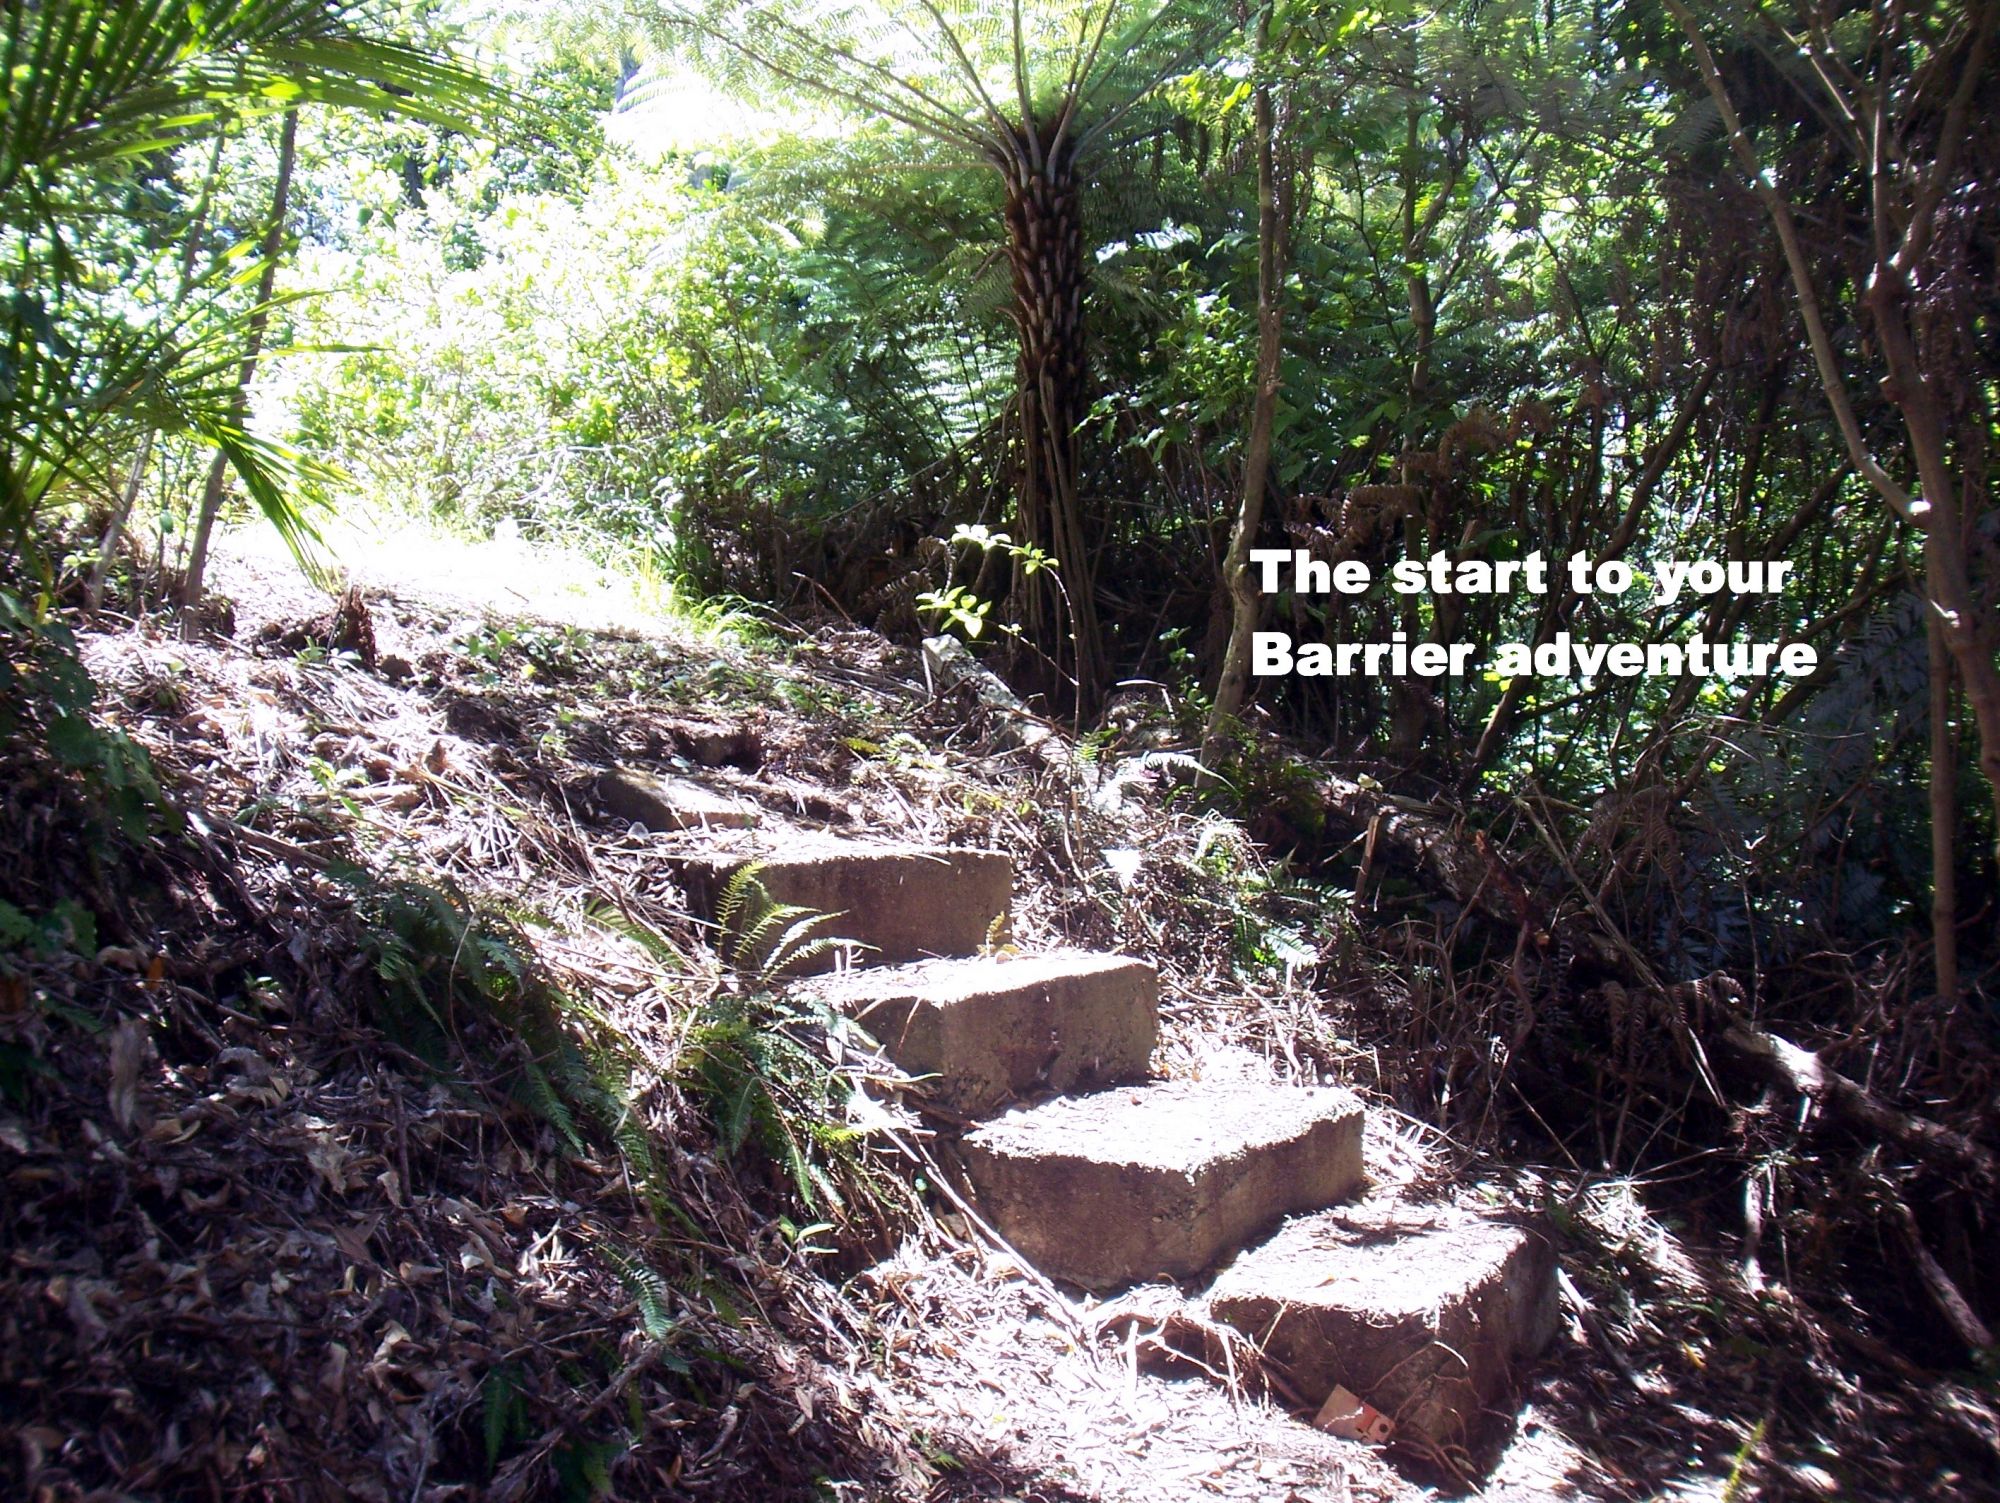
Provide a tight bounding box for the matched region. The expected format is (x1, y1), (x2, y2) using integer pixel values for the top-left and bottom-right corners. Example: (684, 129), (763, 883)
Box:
(999, 125), (1103, 713)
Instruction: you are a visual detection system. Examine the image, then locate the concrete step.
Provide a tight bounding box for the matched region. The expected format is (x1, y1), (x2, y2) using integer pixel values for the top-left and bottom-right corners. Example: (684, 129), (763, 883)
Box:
(961, 1079), (1364, 1290)
(598, 768), (759, 831)
(1204, 1207), (1559, 1449)
(798, 951), (1157, 1116)
(676, 839), (1011, 972)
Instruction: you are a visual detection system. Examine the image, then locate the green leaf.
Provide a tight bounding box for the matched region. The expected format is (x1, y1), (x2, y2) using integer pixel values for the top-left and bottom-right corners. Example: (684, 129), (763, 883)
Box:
(0, 901), (36, 948)
(47, 900), (96, 957)
(45, 712), (99, 769)
(482, 1365), (523, 1472)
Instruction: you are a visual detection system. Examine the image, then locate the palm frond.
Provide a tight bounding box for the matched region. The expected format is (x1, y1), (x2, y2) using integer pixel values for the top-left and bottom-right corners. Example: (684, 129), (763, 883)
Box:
(0, 0), (512, 563)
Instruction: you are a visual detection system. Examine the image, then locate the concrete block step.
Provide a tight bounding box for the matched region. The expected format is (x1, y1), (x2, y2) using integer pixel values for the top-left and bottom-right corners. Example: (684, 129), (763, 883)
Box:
(961, 1079), (1364, 1290)
(1205, 1207), (1559, 1448)
(676, 839), (1010, 972)
(798, 951), (1157, 1116)
(598, 768), (758, 831)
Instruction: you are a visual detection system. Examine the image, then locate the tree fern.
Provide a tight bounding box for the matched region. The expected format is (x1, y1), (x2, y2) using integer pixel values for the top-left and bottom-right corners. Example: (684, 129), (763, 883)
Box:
(639, 0), (1220, 707)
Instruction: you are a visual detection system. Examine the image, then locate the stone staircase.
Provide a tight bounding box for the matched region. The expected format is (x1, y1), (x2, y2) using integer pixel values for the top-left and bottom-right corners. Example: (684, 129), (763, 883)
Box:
(671, 828), (1559, 1458)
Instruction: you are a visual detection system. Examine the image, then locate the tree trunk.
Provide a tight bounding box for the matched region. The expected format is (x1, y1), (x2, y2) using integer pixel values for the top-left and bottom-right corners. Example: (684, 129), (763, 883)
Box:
(1386, 91), (1464, 763)
(998, 123), (1103, 714)
(1205, 2), (1285, 763)
(179, 109), (298, 641)
(90, 132), (230, 615)
(85, 434), (151, 614)
(1870, 273), (2000, 854)
(1928, 608), (1959, 1008)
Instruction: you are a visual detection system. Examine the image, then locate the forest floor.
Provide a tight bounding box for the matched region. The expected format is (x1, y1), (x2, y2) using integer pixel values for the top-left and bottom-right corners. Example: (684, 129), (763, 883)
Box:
(3, 523), (1995, 1502)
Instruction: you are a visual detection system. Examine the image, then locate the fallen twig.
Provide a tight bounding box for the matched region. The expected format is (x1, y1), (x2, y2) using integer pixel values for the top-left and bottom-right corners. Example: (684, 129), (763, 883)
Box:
(1718, 1021), (1998, 1184)
(1884, 1191), (1996, 1357)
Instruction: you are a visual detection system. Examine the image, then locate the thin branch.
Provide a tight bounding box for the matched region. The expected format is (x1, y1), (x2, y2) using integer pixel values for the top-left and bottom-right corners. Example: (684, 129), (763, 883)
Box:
(1774, 6), (1866, 156)
(1597, 363), (1718, 567)
(1894, 0), (1993, 276)
(1664, 0), (1924, 525)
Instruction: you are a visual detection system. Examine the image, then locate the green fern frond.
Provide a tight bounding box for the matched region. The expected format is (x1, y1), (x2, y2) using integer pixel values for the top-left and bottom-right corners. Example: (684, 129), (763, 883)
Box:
(748, 914), (851, 980)
(806, 1161), (844, 1211)
(604, 1244), (678, 1340)
(712, 861), (856, 980)
(726, 896), (816, 967)
(669, 1268), (742, 1326)
(520, 1058), (585, 1153)
(584, 899), (694, 971)
(780, 1134), (818, 1205)
(713, 861), (768, 934)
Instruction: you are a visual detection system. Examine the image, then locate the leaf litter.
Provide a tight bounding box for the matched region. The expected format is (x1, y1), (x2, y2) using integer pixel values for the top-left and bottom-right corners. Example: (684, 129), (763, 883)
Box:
(4, 540), (1992, 1501)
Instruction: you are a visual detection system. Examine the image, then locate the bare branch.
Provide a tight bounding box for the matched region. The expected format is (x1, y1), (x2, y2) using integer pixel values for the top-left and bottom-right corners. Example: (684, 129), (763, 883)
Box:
(1664, 0), (1924, 526)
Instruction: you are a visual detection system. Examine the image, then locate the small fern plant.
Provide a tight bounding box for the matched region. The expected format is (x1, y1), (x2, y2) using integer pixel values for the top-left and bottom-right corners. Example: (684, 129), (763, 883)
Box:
(589, 876), (892, 1217)
(713, 861), (847, 983)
